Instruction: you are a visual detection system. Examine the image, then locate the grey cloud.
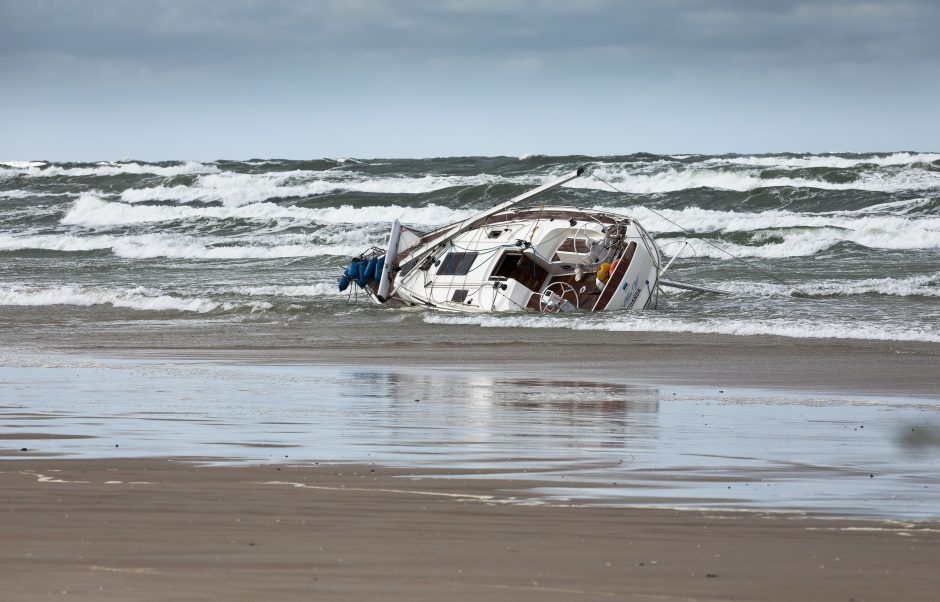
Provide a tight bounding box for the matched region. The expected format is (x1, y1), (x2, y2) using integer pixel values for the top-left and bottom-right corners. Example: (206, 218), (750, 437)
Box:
(1, 0), (937, 159)
(3, 0), (938, 69)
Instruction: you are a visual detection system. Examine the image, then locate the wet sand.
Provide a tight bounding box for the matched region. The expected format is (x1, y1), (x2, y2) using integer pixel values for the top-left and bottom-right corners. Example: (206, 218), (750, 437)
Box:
(4, 307), (937, 396)
(2, 458), (938, 602)
(4, 357), (939, 517)
(182, 334), (940, 396)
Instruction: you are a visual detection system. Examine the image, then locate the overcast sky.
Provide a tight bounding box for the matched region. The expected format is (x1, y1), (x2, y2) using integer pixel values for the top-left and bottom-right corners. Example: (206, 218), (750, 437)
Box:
(2, 0), (938, 160)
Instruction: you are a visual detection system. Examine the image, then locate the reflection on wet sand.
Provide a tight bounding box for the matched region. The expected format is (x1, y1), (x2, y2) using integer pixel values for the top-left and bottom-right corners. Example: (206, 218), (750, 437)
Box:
(342, 371), (660, 459)
(2, 356), (938, 519)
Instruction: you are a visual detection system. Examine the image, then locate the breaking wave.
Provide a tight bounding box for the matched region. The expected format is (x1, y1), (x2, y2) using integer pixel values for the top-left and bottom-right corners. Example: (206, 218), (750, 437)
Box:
(701, 152), (940, 169)
(31, 196), (940, 260)
(61, 195), (475, 228)
(0, 161), (47, 169)
(422, 313), (940, 344)
(0, 231), (376, 259)
(222, 283), (344, 298)
(619, 206), (940, 256)
(1, 161), (218, 178)
(570, 165), (940, 194)
(119, 171), (522, 205)
(0, 190), (78, 201)
(626, 205), (939, 234)
(670, 273), (940, 298)
(101, 165), (940, 203)
(0, 284), (268, 313)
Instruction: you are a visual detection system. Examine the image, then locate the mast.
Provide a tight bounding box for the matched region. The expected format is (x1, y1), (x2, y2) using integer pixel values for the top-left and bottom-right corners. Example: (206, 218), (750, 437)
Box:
(396, 166), (587, 272)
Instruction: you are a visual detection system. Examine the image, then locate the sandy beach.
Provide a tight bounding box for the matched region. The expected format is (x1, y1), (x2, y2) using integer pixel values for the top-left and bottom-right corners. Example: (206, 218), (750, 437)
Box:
(3, 308), (940, 600)
(3, 331), (940, 600)
(2, 458), (939, 602)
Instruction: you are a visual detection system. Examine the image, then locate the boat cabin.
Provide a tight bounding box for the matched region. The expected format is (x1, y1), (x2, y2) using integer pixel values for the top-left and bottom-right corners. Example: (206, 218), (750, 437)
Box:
(396, 207), (658, 313)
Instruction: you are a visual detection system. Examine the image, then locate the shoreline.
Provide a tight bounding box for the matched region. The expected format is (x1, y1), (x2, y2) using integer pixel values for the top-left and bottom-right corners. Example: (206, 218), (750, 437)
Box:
(4, 340), (938, 521)
(18, 327), (940, 397)
(3, 302), (938, 396)
(3, 454), (939, 524)
(3, 458), (939, 601)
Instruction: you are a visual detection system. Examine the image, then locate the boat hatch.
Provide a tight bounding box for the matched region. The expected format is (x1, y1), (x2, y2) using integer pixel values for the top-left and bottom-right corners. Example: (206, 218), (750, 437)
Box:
(489, 252), (548, 292)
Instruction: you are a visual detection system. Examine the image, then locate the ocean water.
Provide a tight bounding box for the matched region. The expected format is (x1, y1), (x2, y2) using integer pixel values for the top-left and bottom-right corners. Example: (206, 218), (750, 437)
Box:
(1, 153), (939, 344)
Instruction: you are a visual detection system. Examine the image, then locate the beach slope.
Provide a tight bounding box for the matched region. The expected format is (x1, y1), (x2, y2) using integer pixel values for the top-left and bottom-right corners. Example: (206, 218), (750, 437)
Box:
(2, 459), (938, 601)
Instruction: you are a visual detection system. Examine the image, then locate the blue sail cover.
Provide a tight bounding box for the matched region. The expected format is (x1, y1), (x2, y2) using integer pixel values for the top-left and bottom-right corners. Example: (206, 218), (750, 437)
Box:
(359, 257), (378, 287)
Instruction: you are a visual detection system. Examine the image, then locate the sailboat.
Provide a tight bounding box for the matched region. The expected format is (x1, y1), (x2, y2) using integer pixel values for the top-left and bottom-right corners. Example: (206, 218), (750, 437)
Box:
(339, 167), (720, 313)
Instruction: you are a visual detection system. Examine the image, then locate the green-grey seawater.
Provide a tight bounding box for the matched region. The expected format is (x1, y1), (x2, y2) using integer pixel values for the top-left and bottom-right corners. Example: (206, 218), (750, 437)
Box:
(1, 153), (938, 343)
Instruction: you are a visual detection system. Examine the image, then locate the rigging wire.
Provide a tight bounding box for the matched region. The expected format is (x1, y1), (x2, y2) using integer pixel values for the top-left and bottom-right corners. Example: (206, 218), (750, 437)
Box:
(589, 171), (800, 291)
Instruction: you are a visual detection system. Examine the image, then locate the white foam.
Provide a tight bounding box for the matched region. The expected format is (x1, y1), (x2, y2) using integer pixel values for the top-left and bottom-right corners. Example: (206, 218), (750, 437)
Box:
(828, 197), (931, 216)
(225, 283), (344, 297)
(0, 230), (373, 260)
(422, 313), (940, 343)
(568, 164), (940, 194)
(796, 273), (940, 297)
(62, 195), (312, 227)
(119, 172), (306, 205)
(607, 205), (940, 256)
(7, 155), (940, 201)
(0, 285), (265, 313)
(682, 230), (939, 259)
(310, 203), (476, 226)
(61, 194), (476, 228)
(702, 152), (940, 170)
(0, 161), (47, 169)
(0, 232), (117, 253)
(679, 273), (940, 298)
(63, 194), (940, 257)
(109, 234), (364, 260)
(11, 194), (940, 262)
(119, 171), (522, 206)
(0, 189), (77, 200)
(17, 196), (940, 261)
(2, 161), (218, 178)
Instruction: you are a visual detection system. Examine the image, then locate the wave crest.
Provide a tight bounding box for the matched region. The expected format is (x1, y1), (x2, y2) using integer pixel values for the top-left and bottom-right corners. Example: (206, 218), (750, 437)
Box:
(670, 274), (940, 298)
(1, 161), (218, 178)
(422, 313), (940, 343)
(61, 195), (477, 228)
(571, 164), (940, 194)
(0, 284), (269, 313)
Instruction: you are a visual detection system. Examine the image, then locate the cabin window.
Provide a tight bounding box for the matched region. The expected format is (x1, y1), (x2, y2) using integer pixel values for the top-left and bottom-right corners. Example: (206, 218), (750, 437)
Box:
(437, 252), (478, 276)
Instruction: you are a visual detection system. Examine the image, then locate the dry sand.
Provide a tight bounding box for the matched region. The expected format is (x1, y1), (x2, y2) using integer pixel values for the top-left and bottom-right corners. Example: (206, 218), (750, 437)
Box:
(2, 458), (938, 601)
